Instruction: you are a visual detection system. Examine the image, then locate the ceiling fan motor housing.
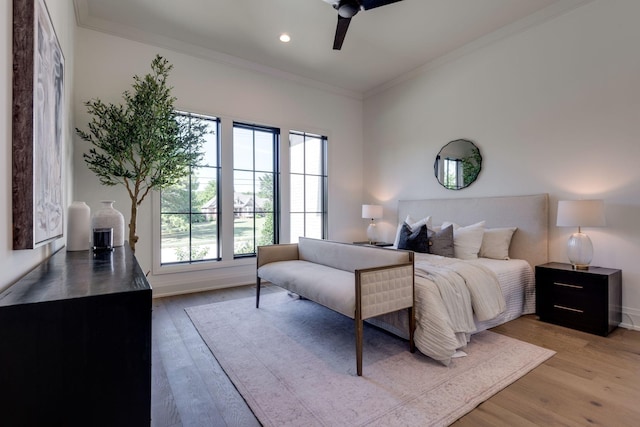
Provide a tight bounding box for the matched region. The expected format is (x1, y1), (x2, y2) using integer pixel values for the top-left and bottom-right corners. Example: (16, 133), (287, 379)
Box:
(337, 1), (361, 18)
(330, 0), (402, 50)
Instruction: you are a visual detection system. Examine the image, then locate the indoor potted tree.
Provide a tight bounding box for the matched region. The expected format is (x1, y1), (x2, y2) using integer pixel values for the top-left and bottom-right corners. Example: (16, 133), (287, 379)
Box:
(76, 55), (207, 252)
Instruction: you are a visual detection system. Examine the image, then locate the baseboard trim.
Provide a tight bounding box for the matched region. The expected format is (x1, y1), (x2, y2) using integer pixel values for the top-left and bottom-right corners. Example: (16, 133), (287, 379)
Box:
(620, 306), (640, 331)
(152, 280), (254, 298)
(149, 263), (255, 298)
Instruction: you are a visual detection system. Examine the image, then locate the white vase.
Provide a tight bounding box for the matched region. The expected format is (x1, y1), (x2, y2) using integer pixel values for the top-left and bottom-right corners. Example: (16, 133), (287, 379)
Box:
(67, 201), (91, 251)
(92, 201), (125, 247)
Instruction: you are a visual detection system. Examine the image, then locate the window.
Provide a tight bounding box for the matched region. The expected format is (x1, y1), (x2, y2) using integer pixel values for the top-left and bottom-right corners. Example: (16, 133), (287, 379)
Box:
(154, 114), (326, 273)
(443, 158), (462, 190)
(289, 131), (328, 241)
(159, 112), (220, 265)
(233, 123), (279, 257)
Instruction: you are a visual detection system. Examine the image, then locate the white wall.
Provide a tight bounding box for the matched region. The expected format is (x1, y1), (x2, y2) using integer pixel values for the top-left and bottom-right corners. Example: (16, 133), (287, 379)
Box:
(73, 28), (364, 296)
(363, 0), (640, 329)
(0, 0), (76, 292)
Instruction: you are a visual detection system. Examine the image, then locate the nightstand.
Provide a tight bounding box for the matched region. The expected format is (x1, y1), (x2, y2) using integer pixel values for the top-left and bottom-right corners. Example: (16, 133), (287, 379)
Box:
(353, 241), (394, 247)
(535, 262), (621, 336)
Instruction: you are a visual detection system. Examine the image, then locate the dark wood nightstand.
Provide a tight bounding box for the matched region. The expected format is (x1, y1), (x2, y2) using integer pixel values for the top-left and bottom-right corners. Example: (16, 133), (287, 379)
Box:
(535, 262), (621, 336)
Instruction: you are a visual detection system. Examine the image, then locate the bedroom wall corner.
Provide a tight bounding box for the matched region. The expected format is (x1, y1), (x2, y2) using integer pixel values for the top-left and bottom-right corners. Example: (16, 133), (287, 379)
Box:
(362, 0), (640, 329)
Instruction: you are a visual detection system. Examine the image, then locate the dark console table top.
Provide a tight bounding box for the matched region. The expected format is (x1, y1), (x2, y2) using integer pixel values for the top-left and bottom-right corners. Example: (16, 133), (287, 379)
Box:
(0, 245), (150, 306)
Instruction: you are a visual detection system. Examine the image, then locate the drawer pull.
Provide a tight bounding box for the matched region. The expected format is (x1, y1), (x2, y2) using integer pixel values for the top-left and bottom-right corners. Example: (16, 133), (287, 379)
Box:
(553, 304), (584, 313)
(553, 282), (583, 289)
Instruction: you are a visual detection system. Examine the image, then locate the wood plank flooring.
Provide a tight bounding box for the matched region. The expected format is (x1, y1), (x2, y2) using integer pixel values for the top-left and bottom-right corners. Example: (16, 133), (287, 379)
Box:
(152, 284), (640, 426)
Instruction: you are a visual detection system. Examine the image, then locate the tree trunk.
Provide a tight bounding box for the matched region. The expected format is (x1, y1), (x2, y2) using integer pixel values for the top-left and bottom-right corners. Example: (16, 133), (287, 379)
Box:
(129, 201), (139, 252)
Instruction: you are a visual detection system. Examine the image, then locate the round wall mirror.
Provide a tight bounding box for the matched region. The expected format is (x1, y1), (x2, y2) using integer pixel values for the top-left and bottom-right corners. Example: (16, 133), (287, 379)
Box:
(434, 139), (482, 190)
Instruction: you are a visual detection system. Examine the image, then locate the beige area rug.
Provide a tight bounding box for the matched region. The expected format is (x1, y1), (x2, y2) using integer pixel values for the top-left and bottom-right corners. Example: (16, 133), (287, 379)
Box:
(186, 292), (554, 427)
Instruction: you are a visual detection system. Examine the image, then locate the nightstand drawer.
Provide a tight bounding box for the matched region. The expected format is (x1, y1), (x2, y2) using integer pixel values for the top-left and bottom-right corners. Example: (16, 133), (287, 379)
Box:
(543, 284), (603, 333)
(549, 288), (598, 313)
(545, 269), (607, 293)
(547, 296), (602, 332)
(547, 278), (605, 310)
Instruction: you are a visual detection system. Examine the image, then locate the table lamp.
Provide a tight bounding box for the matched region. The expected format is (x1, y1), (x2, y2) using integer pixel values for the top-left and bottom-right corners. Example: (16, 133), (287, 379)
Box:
(556, 199), (606, 270)
(362, 204), (383, 244)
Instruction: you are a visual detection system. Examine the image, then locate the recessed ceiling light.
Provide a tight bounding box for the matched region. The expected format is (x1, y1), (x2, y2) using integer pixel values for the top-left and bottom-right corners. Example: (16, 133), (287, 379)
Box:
(279, 33), (291, 43)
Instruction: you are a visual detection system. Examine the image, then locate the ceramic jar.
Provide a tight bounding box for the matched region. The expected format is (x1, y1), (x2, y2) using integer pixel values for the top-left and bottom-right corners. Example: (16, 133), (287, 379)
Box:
(67, 201), (91, 251)
(91, 201), (125, 247)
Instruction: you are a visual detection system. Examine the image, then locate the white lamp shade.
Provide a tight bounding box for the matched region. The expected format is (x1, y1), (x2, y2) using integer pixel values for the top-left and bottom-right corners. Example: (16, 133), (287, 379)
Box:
(556, 200), (606, 227)
(362, 204), (383, 219)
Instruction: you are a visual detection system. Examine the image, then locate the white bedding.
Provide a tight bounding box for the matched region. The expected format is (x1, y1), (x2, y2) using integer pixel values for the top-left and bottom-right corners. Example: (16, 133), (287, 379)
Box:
(369, 254), (535, 366)
(472, 257), (535, 331)
(384, 194), (546, 365)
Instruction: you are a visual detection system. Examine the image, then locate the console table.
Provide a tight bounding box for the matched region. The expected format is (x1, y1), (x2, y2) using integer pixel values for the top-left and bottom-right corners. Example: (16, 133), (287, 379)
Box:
(0, 245), (152, 426)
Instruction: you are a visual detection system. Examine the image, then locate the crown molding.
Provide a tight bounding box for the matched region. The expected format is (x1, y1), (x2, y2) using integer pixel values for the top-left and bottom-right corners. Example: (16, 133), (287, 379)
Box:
(73, 0), (363, 101)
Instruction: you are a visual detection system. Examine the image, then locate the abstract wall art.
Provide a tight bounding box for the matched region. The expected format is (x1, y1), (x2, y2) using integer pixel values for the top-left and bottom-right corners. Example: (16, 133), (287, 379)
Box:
(12, 0), (65, 249)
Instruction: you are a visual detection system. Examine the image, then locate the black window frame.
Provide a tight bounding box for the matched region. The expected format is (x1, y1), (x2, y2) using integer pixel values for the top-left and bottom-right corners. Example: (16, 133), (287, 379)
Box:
(159, 111), (221, 266)
(232, 122), (280, 258)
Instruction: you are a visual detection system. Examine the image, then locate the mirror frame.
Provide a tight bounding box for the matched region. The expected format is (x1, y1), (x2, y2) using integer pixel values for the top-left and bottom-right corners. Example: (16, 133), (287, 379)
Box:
(433, 139), (482, 190)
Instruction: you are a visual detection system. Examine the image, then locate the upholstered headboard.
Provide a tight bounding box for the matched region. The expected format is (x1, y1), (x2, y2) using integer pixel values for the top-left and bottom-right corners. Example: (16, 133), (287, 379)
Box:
(397, 194), (549, 268)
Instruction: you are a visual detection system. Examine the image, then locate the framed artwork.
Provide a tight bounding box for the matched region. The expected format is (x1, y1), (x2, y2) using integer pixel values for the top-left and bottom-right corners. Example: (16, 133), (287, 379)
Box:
(12, 0), (65, 249)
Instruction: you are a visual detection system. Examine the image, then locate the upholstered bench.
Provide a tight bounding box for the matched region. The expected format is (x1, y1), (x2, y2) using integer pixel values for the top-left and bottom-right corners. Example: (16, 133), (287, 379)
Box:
(256, 237), (415, 376)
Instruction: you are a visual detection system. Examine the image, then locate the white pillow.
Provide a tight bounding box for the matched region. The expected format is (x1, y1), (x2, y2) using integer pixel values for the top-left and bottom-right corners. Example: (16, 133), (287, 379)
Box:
(441, 221), (485, 260)
(392, 215), (432, 248)
(479, 227), (517, 260)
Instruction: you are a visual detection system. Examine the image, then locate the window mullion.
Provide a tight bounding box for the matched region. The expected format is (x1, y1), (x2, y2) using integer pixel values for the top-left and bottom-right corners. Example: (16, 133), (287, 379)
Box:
(220, 119), (235, 261)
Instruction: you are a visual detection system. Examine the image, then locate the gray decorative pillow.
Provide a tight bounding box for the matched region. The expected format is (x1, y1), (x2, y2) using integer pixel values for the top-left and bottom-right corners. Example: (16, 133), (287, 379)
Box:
(397, 223), (429, 253)
(428, 224), (454, 257)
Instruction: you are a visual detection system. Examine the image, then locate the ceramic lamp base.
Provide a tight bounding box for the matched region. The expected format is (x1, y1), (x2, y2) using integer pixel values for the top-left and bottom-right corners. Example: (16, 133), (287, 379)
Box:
(366, 221), (377, 244)
(567, 232), (593, 270)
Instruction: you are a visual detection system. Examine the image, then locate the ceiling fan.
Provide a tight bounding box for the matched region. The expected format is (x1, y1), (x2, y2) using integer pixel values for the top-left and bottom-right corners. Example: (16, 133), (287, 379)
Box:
(323, 0), (404, 50)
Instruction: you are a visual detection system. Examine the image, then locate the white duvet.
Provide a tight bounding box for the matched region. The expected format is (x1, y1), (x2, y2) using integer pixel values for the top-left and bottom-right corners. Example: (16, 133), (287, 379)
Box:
(369, 253), (534, 366)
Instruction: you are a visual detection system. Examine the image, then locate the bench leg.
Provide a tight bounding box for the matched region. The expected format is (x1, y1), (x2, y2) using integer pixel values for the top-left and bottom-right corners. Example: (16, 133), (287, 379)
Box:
(355, 317), (363, 376)
(256, 277), (261, 308)
(408, 306), (416, 353)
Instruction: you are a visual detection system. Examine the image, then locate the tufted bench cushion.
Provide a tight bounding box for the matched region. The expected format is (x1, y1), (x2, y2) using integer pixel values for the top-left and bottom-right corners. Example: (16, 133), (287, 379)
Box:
(258, 260), (355, 317)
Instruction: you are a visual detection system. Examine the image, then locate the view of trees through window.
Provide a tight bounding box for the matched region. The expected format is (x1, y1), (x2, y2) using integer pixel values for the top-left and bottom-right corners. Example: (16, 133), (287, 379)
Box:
(233, 123), (278, 256)
(158, 114), (326, 267)
(160, 112), (220, 264)
(443, 158), (462, 189)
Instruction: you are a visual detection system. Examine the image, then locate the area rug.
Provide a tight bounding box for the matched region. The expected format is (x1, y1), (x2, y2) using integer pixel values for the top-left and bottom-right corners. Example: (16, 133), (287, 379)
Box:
(186, 292), (554, 426)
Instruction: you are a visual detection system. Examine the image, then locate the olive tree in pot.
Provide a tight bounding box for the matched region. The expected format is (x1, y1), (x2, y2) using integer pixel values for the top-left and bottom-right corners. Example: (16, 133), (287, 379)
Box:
(76, 55), (207, 252)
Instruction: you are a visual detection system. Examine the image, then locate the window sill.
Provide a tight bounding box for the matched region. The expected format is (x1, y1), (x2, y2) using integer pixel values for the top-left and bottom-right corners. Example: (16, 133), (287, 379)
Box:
(152, 256), (256, 276)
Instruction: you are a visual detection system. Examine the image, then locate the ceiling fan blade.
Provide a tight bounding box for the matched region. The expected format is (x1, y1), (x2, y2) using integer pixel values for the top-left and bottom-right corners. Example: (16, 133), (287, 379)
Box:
(361, 0), (403, 11)
(333, 15), (351, 50)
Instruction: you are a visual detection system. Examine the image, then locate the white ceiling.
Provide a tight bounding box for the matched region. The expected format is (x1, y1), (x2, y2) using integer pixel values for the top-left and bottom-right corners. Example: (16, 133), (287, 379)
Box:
(73, 0), (588, 97)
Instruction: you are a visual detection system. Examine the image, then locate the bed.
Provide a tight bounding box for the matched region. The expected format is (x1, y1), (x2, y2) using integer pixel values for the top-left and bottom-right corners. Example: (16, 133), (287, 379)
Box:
(369, 194), (548, 365)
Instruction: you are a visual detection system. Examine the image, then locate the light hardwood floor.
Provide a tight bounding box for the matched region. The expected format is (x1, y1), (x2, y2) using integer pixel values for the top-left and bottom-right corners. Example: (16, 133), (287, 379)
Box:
(152, 284), (640, 426)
